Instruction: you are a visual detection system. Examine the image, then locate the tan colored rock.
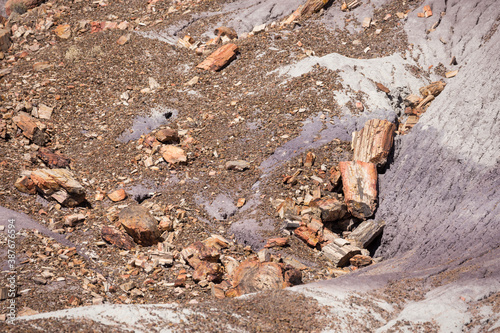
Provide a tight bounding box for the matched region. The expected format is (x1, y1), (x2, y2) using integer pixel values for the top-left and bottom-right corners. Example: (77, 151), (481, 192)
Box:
(101, 225), (135, 250)
(419, 81), (446, 97)
(29, 168), (86, 207)
(303, 151), (315, 168)
(339, 161), (378, 220)
(54, 24), (71, 39)
(155, 128), (179, 144)
(116, 34), (131, 45)
(236, 197), (246, 208)
(204, 235), (230, 250)
(352, 119), (396, 167)
(196, 43), (239, 71)
(160, 145), (187, 164)
(174, 269), (187, 287)
(108, 189), (127, 202)
(118, 204), (160, 246)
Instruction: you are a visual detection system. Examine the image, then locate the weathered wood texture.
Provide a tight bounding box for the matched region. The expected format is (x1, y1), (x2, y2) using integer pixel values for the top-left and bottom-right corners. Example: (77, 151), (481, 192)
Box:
(0, 29), (11, 52)
(348, 220), (385, 248)
(322, 243), (362, 267)
(28, 168), (86, 207)
(196, 43), (238, 71)
(352, 119), (396, 167)
(12, 112), (49, 146)
(339, 161), (378, 220)
(419, 81), (446, 97)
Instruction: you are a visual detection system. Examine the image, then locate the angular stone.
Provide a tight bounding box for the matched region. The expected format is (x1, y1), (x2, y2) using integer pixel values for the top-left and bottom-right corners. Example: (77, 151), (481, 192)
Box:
(101, 226), (135, 250)
(294, 226), (321, 247)
(304, 151), (315, 168)
(160, 145), (187, 164)
(37, 148), (70, 168)
(174, 269), (187, 287)
(116, 34), (131, 45)
(192, 262), (223, 282)
(181, 241), (220, 269)
(12, 112), (49, 146)
(14, 175), (36, 194)
(264, 237), (289, 248)
(54, 24), (71, 39)
(6, 0), (46, 15)
(154, 128), (179, 144)
(0, 29), (11, 52)
(322, 243), (362, 267)
(227, 258), (284, 297)
(108, 189), (127, 202)
(30, 168), (86, 207)
(118, 204), (160, 246)
(225, 160), (250, 171)
(204, 235), (230, 250)
(339, 161), (378, 220)
(419, 81), (446, 97)
(348, 219), (385, 248)
(350, 254), (372, 267)
(63, 213), (85, 227)
(352, 119), (396, 167)
(196, 43), (239, 71)
(214, 26), (238, 39)
(310, 197), (348, 222)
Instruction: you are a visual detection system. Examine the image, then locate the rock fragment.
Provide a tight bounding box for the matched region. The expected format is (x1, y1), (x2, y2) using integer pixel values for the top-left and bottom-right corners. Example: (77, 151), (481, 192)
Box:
(118, 204), (160, 246)
(0, 29), (11, 52)
(322, 243), (362, 267)
(160, 145), (187, 164)
(108, 189), (127, 202)
(339, 161), (378, 220)
(154, 128), (179, 144)
(351, 119), (396, 167)
(37, 148), (70, 168)
(348, 219), (385, 248)
(101, 226), (135, 250)
(196, 43), (238, 71)
(28, 169), (86, 207)
(12, 112), (50, 146)
(225, 160), (250, 171)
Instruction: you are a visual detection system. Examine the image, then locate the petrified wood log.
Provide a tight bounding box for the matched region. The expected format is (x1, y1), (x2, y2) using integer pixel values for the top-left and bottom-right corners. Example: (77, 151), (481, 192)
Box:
(352, 119), (396, 167)
(322, 243), (362, 267)
(339, 161), (378, 220)
(196, 43), (238, 71)
(348, 219), (385, 248)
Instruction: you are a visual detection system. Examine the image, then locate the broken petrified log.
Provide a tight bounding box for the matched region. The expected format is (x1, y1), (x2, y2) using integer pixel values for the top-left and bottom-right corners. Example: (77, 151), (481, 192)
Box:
(348, 219), (385, 248)
(284, 0), (332, 24)
(118, 204), (161, 246)
(192, 262), (223, 282)
(322, 243), (362, 267)
(339, 161), (378, 220)
(26, 168), (86, 207)
(37, 148), (71, 168)
(419, 81), (446, 97)
(101, 226), (135, 250)
(196, 43), (238, 71)
(352, 119), (396, 167)
(310, 196), (348, 222)
(226, 258), (301, 297)
(12, 112), (49, 146)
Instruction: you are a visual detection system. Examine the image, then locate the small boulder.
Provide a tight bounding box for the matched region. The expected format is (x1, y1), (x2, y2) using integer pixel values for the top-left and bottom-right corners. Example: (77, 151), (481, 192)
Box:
(118, 204), (160, 246)
(161, 145), (187, 164)
(154, 128), (179, 144)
